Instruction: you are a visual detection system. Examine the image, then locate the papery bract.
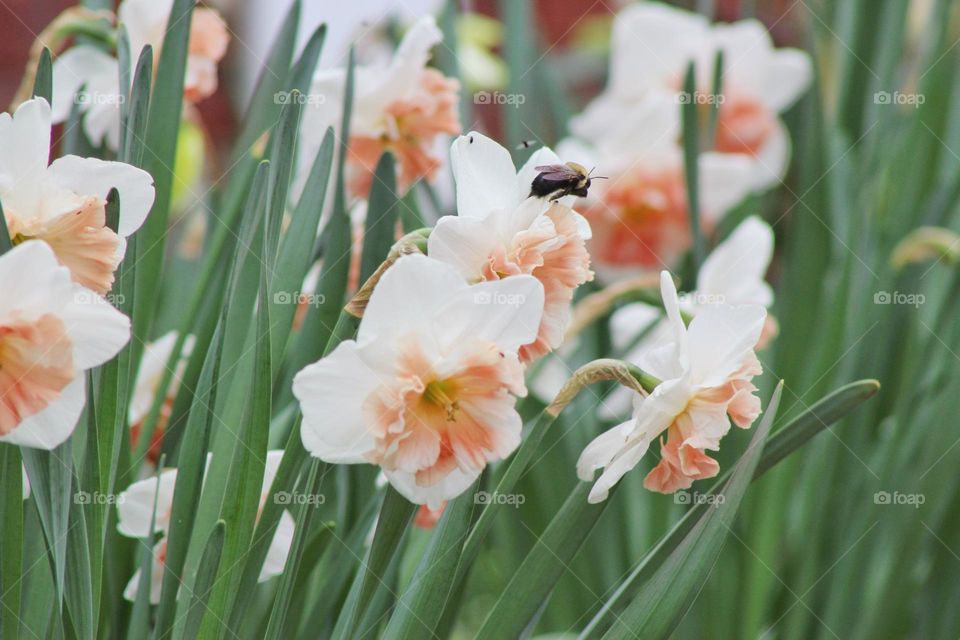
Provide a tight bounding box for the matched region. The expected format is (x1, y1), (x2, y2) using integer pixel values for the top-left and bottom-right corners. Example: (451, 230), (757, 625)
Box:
(293, 254), (545, 508)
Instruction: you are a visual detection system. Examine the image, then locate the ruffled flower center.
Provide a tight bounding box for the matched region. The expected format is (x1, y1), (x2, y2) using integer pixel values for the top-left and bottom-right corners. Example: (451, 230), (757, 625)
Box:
(714, 92), (776, 157)
(6, 196), (121, 294)
(587, 167), (691, 270)
(364, 338), (524, 487)
(0, 313), (75, 435)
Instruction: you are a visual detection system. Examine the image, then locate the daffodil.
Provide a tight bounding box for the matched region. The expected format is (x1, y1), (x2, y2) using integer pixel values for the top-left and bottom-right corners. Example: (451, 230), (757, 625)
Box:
(429, 132), (593, 362)
(578, 270), (765, 502)
(0, 98), (155, 294)
(294, 254), (544, 508)
(0, 241), (129, 449)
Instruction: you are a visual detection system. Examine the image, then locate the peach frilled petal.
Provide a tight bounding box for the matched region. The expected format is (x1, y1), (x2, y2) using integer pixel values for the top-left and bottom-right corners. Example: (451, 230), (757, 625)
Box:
(0, 314), (74, 435)
(24, 196), (122, 295)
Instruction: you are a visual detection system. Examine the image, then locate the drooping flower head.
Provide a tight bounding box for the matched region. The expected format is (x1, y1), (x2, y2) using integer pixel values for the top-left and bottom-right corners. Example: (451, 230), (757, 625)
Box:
(578, 270), (765, 502)
(559, 96), (754, 277)
(302, 16), (461, 198)
(294, 254), (545, 508)
(600, 216), (776, 420)
(428, 132), (593, 362)
(116, 450), (294, 603)
(51, 0), (230, 148)
(576, 2), (812, 190)
(0, 98), (155, 294)
(0, 241), (130, 449)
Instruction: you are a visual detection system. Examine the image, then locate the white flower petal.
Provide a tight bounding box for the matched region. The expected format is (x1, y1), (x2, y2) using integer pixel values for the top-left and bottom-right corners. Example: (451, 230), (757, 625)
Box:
(697, 216), (774, 307)
(0, 376), (85, 450)
(698, 152), (754, 224)
(46, 155), (156, 237)
(450, 132), (518, 218)
(62, 284), (131, 370)
(436, 275), (545, 354)
(685, 304), (766, 388)
(762, 49), (813, 112)
(384, 466), (480, 509)
(260, 510), (295, 581)
(358, 254), (469, 343)
(750, 118), (791, 191)
(0, 98), (52, 204)
(50, 46), (120, 124)
(427, 215), (500, 281)
(293, 340), (382, 464)
(116, 467), (179, 538)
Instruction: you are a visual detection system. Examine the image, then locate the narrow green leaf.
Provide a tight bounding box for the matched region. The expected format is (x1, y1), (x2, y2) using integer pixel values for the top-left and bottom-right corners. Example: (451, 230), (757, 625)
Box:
(381, 483), (479, 639)
(63, 476), (94, 640)
(331, 486), (417, 640)
(681, 61), (704, 269)
(0, 444), (23, 639)
(263, 459), (328, 638)
(0, 199), (12, 256)
(182, 521), (226, 640)
(33, 47), (52, 102)
(359, 153), (399, 282)
(21, 439), (74, 605)
(121, 45), (153, 167)
(705, 51), (724, 148)
(133, 0), (194, 353)
(581, 379), (880, 636)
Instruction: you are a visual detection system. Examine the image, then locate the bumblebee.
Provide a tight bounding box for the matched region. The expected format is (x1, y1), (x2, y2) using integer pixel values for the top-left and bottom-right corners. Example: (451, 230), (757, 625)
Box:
(529, 162), (605, 201)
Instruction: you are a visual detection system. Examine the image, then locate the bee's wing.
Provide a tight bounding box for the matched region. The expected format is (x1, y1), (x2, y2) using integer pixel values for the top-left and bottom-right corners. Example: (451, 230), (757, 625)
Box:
(534, 164), (577, 179)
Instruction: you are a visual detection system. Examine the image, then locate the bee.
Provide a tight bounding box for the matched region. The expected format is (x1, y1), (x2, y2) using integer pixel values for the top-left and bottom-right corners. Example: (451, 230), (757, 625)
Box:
(529, 162), (606, 201)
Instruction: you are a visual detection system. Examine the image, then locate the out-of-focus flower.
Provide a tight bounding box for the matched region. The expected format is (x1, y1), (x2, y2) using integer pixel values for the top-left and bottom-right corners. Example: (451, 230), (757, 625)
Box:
(0, 98), (155, 294)
(128, 332), (195, 465)
(302, 16), (460, 199)
(559, 95), (754, 277)
(429, 132), (593, 362)
(601, 216), (776, 419)
(293, 254), (544, 508)
(578, 271), (765, 502)
(574, 2), (812, 191)
(457, 13), (508, 92)
(0, 241), (129, 449)
(117, 450), (294, 603)
(51, 0), (229, 149)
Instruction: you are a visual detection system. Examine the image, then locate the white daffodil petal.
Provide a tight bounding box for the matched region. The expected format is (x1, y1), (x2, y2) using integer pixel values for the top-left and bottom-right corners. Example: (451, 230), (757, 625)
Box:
(0, 376), (85, 450)
(46, 155), (156, 237)
(450, 131), (518, 218)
